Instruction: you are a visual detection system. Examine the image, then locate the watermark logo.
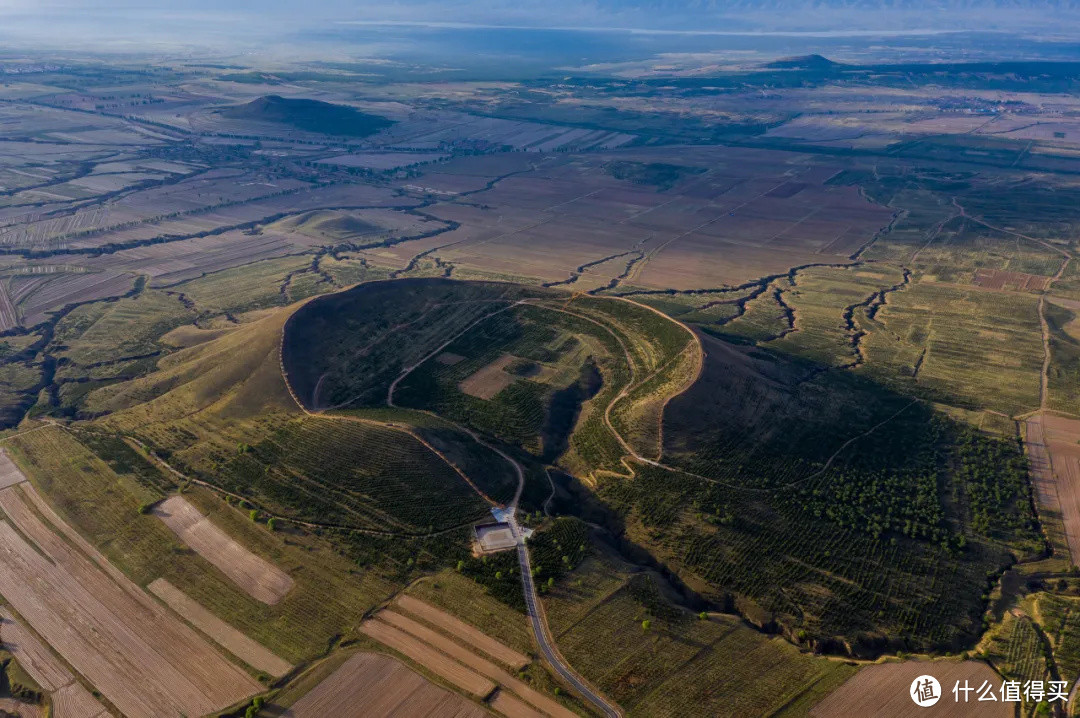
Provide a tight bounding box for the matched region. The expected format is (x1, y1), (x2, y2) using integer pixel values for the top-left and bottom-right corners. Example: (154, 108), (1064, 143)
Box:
(911, 675), (941, 707)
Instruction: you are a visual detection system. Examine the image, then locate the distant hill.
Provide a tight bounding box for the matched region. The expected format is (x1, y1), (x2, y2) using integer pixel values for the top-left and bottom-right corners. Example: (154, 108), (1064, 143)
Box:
(220, 95), (394, 137)
(764, 54), (839, 70)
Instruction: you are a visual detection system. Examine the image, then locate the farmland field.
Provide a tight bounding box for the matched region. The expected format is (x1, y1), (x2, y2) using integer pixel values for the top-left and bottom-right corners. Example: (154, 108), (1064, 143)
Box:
(544, 552), (857, 717)
(2, 424), (403, 664)
(0, 479), (262, 717)
(810, 660), (1010, 718)
(152, 495), (295, 604)
(280, 652), (487, 718)
(3, 35), (1080, 718)
(147, 578), (293, 677)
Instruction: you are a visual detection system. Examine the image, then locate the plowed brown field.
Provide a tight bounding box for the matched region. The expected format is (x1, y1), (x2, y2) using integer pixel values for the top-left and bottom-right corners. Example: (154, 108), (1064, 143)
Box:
(376, 610), (574, 718)
(284, 652), (487, 718)
(148, 578), (292, 677)
(152, 495), (294, 604)
(359, 620), (495, 698)
(394, 595), (529, 670)
(0, 484), (260, 718)
(811, 660), (1011, 717)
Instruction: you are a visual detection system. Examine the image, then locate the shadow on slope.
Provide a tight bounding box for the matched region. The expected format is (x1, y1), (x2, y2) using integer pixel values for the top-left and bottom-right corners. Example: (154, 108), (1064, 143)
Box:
(601, 331), (1040, 657)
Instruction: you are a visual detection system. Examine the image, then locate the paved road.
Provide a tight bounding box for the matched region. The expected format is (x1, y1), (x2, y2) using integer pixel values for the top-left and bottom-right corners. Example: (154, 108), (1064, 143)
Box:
(511, 519), (621, 718)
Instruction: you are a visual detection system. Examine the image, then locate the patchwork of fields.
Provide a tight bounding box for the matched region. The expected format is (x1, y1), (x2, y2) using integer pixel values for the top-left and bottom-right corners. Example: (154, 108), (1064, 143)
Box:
(1, 58), (1080, 718)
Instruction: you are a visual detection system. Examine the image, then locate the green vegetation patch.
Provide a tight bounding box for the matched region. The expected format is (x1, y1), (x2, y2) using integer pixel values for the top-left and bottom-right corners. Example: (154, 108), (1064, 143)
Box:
(544, 552), (857, 717)
(185, 416), (491, 533)
(612, 344), (1033, 654)
(602, 161), (706, 191)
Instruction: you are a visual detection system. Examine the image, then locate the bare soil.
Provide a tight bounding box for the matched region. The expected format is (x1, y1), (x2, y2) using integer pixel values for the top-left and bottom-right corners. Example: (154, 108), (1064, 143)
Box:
(283, 652), (487, 718)
(489, 689), (546, 718)
(1040, 414), (1080, 563)
(376, 610), (575, 718)
(148, 578), (293, 678)
(810, 660), (1011, 717)
(394, 595), (530, 670)
(152, 495), (294, 605)
(358, 620), (495, 697)
(458, 354), (518, 400)
(0, 451), (27, 490)
(0, 484), (261, 718)
(973, 268), (1050, 292)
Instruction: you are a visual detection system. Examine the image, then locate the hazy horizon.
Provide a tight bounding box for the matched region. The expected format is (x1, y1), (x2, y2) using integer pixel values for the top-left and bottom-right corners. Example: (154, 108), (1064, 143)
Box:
(4, 0), (1080, 53)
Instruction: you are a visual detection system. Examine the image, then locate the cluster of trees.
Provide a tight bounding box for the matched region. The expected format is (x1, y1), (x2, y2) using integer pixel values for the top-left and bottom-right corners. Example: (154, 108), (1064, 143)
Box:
(953, 429), (1036, 542)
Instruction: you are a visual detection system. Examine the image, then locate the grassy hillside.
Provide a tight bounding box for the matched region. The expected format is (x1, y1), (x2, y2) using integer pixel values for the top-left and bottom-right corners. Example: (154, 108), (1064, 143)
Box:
(604, 335), (1039, 656)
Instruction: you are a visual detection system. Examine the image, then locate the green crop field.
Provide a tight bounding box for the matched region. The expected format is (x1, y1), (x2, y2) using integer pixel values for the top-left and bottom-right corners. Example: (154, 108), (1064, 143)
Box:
(174, 415), (491, 533)
(52, 288), (191, 367)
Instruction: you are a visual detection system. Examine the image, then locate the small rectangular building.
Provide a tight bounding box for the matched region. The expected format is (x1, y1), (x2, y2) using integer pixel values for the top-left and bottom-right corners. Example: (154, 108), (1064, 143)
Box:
(473, 522), (516, 553)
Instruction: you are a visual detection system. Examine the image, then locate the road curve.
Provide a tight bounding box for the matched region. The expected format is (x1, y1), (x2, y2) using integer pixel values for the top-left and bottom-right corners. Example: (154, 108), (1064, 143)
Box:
(513, 521), (622, 718)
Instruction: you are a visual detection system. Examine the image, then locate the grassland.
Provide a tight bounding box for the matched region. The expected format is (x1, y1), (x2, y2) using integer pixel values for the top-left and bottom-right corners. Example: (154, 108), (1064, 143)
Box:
(862, 280), (1044, 416)
(1046, 299), (1080, 413)
(189, 416), (492, 532)
(177, 255), (313, 315)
